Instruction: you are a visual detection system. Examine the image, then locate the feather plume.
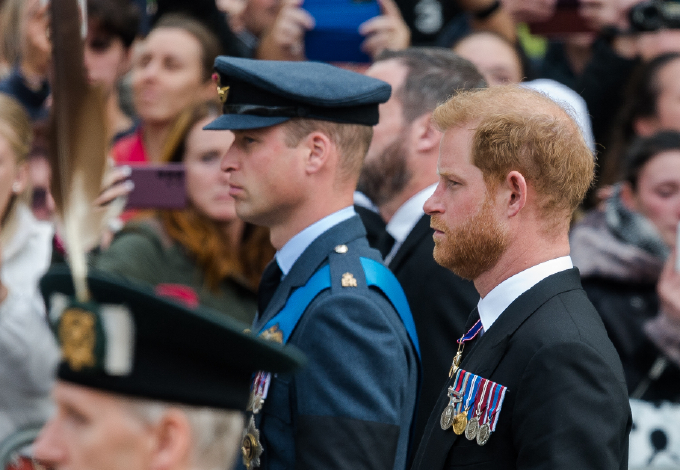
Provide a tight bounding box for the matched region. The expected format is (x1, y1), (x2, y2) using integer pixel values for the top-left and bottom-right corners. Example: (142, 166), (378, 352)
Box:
(49, 0), (108, 302)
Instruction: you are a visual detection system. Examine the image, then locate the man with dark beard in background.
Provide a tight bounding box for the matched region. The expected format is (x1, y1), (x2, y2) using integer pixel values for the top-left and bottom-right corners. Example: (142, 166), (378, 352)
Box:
(356, 47), (485, 457)
(411, 85), (631, 470)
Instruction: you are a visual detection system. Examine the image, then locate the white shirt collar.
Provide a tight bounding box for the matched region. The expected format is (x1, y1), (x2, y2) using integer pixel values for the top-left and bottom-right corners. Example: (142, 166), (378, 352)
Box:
(477, 256), (573, 332)
(276, 206), (355, 275)
(386, 183), (437, 244)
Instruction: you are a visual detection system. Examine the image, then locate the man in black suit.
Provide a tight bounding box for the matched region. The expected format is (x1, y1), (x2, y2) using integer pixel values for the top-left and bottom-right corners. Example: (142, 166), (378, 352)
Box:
(357, 48), (485, 454)
(411, 85), (631, 469)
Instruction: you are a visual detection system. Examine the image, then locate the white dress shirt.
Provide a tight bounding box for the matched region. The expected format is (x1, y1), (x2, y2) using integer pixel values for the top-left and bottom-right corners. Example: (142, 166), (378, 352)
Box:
(384, 184), (437, 264)
(276, 206), (356, 276)
(477, 256), (573, 332)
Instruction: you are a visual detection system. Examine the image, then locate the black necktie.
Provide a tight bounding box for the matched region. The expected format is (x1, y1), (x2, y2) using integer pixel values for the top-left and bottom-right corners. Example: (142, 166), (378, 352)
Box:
(376, 230), (395, 259)
(258, 260), (282, 315)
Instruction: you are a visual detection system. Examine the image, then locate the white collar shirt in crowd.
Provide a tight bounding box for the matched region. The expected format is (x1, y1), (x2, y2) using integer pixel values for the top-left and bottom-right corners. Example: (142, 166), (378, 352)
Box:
(275, 206), (356, 276)
(478, 256), (574, 332)
(384, 183), (437, 264)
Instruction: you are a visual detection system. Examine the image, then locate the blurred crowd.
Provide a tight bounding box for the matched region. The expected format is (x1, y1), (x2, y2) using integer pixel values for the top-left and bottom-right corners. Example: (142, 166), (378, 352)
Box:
(0, 0), (680, 467)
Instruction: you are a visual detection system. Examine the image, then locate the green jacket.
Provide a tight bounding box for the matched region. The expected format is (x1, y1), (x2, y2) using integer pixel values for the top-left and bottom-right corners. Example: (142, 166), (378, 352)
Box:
(92, 220), (257, 325)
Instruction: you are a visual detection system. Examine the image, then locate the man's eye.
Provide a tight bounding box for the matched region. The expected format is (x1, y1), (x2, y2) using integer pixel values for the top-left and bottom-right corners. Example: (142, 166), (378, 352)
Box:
(64, 407), (89, 425)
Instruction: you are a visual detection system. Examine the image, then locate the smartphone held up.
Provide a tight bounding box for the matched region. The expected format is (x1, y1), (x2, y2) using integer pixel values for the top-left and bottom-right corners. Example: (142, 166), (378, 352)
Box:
(123, 164), (187, 210)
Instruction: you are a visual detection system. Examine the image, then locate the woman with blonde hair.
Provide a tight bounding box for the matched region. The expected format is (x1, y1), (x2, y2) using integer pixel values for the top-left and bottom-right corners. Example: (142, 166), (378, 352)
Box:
(0, 93), (58, 442)
(94, 100), (273, 323)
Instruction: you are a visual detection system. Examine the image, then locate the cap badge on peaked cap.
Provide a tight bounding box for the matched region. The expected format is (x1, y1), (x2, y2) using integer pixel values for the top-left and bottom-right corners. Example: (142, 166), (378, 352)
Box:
(213, 72), (230, 104)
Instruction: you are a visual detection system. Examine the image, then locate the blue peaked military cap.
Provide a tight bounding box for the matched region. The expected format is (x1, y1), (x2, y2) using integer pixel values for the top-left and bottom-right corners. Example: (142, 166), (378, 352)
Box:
(204, 57), (391, 130)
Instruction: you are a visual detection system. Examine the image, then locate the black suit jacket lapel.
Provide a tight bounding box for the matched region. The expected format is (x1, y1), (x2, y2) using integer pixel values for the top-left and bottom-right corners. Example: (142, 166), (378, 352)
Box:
(462, 268), (583, 378)
(388, 214), (430, 271)
(411, 307), (480, 469)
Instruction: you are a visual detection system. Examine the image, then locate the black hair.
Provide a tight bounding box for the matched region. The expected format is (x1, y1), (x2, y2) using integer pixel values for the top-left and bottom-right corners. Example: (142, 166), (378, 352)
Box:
(601, 52), (680, 186)
(624, 130), (680, 190)
(87, 0), (141, 49)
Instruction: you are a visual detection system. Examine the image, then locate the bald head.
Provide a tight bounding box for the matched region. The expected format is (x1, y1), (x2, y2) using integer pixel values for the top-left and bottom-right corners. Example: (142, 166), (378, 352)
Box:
(434, 86), (594, 228)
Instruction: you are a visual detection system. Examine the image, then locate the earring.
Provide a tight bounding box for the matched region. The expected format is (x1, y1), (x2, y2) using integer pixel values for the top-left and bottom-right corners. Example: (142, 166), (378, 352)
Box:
(12, 182), (20, 193)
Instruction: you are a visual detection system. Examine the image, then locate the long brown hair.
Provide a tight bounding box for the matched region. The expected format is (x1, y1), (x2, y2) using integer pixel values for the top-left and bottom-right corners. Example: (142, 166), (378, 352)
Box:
(157, 101), (274, 291)
(0, 94), (33, 242)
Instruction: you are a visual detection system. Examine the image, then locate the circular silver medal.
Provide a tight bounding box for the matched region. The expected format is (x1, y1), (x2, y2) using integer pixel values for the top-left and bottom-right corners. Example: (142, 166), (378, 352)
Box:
(476, 423), (491, 446)
(465, 417), (479, 440)
(440, 404), (455, 430)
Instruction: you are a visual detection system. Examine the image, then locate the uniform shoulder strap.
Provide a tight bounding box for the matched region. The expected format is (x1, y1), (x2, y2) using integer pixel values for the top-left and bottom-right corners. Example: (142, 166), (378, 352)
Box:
(257, 244), (421, 362)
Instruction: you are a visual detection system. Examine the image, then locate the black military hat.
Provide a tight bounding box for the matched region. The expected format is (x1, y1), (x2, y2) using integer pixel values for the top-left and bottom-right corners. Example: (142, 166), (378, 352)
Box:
(40, 266), (305, 410)
(204, 57), (392, 131)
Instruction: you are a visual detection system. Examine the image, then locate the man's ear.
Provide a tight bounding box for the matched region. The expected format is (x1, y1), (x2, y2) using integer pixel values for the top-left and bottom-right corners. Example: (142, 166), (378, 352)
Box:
(504, 170), (527, 218)
(304, 131), (332, 174)
(412, 113), (441, 153)
(149, 409), (193, 470)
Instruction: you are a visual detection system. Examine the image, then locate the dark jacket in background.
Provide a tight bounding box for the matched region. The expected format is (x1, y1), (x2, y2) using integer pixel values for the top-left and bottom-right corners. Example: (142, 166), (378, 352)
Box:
(0, 66), (50, 121)
(571, 202), (680, 402)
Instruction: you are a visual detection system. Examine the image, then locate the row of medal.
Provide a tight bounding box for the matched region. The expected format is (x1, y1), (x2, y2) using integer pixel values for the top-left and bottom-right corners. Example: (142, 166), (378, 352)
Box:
(440, 368), (507, 446)
(242, 370), (271, 470)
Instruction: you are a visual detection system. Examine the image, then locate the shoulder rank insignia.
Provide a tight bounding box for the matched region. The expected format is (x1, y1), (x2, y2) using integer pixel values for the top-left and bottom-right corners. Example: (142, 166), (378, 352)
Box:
(259, 324), (283, 343)
(341, 272), (358, 287)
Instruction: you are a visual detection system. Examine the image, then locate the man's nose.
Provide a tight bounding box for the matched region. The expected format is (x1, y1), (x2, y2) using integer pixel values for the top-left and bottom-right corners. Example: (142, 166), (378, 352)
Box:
(424, 183), (444, 215)
(220, 147), (239, 173)
(33, 419), (65, 467)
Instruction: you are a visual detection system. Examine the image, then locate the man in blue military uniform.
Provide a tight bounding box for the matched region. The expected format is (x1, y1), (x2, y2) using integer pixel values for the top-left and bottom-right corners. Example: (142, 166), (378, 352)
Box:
(207, 57), (421, 470)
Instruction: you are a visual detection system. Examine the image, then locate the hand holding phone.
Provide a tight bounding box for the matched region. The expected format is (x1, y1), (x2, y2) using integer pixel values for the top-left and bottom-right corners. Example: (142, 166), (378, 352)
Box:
(358, 0), (410, 60)
(304, 0), (381, 63)
(258, 0), (314, 60)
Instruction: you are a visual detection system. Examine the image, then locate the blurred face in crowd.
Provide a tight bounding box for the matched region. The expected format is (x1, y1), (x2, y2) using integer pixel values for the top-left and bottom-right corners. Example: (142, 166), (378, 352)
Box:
(424, 126), (508, 280)
(221, 124), (307, 228)
(242, 0), (281, 36)
(84, 25), (130, 96)
(34, 382), (154, 470)
(578, 0), (634, 31)
(628, 150), (680, 248)
(184, 116), (238, 223)
(360, 59), (411, 206)
(0, 132), (26, 221)
(651, 59), (680, 133)
(19, 0), (51, 67)
(131, 27), (212, 126)
(453, 33), (522, 86)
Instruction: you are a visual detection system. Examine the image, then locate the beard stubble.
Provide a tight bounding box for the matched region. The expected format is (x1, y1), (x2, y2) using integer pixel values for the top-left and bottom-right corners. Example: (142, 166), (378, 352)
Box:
(431, 195), (508, 280)
(357, 134), (412, 206)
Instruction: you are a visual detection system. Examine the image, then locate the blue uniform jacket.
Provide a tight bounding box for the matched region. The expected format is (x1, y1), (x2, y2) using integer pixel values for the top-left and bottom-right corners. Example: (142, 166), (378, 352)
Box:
(242, 215), (419, 470)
